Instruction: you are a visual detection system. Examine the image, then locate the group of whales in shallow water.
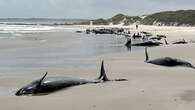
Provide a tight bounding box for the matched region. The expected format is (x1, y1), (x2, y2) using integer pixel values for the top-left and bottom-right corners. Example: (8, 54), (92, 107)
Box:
(16, 33), (195, 96)
(125, 38), (190, 49)
(124, 32), (195, 69)
(16, 49), (195, 96)
(125, 31), (194, 49)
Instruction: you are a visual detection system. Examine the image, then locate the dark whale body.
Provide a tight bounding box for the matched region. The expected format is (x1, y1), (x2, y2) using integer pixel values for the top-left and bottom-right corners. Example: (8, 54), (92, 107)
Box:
(125, 39), (162, 48)
(132, 41), (162, 47)
(16, 76), (96, 96)
(172, 39), (187, 44)
(145, 47), (195, 69)
(15, 61), (127, 96)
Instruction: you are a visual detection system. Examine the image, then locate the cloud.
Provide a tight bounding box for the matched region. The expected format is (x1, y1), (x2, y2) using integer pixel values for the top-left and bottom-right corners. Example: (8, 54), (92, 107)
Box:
(0, 0), (194, 18)
(147, 0), (195, 5)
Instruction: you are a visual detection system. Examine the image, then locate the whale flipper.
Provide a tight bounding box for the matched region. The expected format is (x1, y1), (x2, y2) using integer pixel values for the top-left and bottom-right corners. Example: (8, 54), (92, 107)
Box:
(36, 72), (48, 89)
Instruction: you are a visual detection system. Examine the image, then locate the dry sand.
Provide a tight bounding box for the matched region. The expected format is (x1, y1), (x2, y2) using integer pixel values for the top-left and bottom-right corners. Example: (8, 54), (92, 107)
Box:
(1, 25), (195, 110)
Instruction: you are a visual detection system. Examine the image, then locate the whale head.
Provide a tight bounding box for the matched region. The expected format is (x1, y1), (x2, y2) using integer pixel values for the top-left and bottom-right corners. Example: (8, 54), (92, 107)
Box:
(16, 72), (48, 96)
(15, 83), (38, 96)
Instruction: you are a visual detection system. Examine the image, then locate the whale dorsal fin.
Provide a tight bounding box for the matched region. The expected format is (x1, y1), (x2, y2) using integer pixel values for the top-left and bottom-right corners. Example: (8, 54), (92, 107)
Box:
(37, 72), (48, 88)
(164, 39), (168, 45)
(145, 47), (149, 61)
(97, 60), (109, 81)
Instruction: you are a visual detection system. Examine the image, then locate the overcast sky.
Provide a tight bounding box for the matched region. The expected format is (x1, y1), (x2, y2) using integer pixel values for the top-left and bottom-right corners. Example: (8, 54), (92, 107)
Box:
(0, 0), (194, 18)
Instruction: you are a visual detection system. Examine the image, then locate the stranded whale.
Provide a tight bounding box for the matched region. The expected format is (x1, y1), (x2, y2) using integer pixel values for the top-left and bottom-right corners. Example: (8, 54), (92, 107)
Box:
(125, 39), (163, 48)
(15, 61), (127, 96)
(144, 47), (195, 69)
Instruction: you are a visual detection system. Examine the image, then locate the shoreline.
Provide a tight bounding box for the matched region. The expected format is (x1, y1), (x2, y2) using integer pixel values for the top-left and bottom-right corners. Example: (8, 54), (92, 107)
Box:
(75, 24), (195, 29)
(0, 25), (195, 110)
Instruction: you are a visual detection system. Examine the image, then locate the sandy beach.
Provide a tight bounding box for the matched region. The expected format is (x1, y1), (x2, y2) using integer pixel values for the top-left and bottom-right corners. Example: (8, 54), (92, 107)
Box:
(0, 25), (195, 110)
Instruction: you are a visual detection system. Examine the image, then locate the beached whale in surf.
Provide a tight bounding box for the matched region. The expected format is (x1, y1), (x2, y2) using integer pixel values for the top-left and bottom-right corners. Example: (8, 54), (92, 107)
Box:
(172, 39), (188, 44)
(125, 38), (162, 48)
(164, 39), (188, 45)
(15, 61), (127, 96)
(132, 41), (162, 46)
(144, 47), (195, 69)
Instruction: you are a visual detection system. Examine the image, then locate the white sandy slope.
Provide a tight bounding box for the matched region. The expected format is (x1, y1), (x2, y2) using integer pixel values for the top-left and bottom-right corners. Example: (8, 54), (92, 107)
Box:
(0, 25), (195, 110)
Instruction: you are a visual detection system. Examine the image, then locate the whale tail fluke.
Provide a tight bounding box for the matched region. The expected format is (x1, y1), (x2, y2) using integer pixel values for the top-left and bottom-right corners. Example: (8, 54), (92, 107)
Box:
(97, 60), (109, 81)
(145, 47), (149, 62)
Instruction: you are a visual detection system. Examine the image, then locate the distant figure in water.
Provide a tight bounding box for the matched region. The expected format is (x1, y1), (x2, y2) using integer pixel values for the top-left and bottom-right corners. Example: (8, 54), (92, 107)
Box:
(125, 38), (131, 51)
(136, 25), (138, 30)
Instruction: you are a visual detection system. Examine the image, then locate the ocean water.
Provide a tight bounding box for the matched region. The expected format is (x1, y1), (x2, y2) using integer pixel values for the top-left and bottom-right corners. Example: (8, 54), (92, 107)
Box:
(0, 19), (139, 75)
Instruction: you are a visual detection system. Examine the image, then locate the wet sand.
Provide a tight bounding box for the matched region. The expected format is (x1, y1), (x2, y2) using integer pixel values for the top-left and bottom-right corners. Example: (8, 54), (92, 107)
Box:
(1, 25), (195, 110)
